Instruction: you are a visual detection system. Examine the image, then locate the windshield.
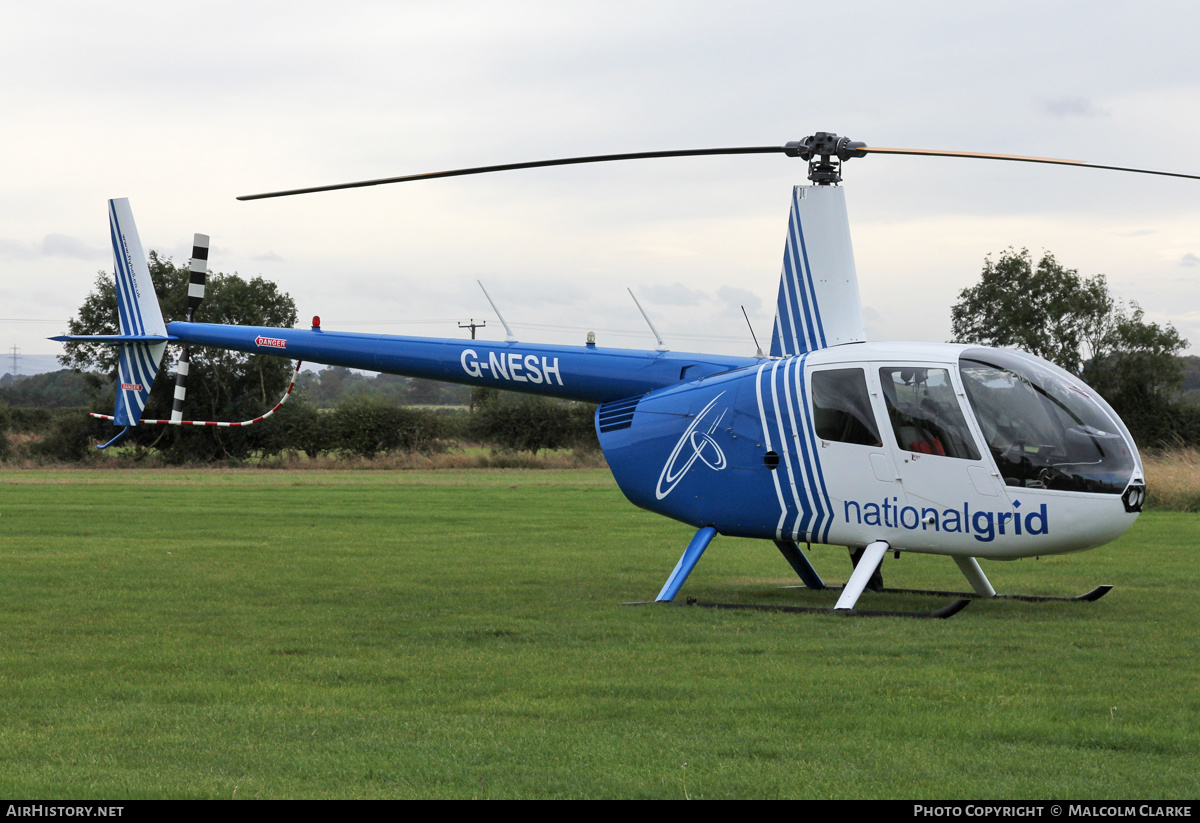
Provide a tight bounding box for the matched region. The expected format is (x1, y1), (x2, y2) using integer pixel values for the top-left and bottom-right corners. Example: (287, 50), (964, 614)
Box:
(958, 349), (1135, 494)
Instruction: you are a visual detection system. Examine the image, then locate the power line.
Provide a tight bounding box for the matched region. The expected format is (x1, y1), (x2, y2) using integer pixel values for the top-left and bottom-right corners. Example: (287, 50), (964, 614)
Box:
(306, 316), (753, 344)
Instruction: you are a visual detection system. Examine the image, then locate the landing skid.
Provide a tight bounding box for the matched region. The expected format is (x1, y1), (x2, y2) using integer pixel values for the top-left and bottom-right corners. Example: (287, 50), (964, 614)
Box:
(647, 531), (1109, 619)
(623, 597), (972, 619)
(782, 583), (1114, 603)
(881, 583), (1112, 603)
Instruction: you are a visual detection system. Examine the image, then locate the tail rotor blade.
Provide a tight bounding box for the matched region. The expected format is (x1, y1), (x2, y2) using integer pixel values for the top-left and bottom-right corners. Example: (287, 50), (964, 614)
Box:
(171, 233), (209, 424)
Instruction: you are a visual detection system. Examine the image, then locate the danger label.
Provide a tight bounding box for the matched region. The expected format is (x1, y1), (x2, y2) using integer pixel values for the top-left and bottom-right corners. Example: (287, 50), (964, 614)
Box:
(255, 336), (287, 349)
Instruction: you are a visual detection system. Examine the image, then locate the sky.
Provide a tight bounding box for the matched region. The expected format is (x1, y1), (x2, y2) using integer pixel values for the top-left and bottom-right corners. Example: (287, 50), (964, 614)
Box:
(2, 0), (1198, 376)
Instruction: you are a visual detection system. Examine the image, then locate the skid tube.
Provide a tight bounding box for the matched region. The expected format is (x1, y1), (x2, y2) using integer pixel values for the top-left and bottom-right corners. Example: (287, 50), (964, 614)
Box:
(781, 583), (1114, 603)
(623, 597), (971, 619)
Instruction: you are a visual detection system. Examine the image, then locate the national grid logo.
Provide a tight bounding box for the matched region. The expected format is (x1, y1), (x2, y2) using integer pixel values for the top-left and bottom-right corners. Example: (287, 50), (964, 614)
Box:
(843, 497), (1049, 543)
(655, 392), (728, 500)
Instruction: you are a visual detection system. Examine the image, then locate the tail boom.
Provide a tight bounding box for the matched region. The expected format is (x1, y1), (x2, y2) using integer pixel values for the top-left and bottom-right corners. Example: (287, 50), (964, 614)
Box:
(167, 321), (758, 405)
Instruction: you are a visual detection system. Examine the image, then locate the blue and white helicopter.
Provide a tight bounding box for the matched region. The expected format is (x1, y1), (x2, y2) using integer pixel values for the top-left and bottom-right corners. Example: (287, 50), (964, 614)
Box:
(59, 133), (1198, 617)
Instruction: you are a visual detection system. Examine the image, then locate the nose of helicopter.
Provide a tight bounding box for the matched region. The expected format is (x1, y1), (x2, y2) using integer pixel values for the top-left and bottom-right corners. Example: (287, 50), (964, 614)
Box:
(1003, 485), (1143, 558)
(1122, 482), (1147, 513)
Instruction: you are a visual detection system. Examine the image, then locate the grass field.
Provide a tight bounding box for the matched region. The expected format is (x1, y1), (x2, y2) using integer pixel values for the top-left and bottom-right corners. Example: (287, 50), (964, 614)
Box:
(1, 468), (1197, 799)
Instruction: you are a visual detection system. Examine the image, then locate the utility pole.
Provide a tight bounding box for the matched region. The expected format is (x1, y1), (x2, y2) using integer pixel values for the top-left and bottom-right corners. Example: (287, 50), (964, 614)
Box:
(8, 345), (19, 376)
(458, 320), (487, 413)
(458, 319), (486, 339)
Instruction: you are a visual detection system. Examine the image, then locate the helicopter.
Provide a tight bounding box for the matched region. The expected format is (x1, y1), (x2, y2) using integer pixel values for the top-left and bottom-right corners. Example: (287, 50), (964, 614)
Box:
(55, 132), (1199, 617)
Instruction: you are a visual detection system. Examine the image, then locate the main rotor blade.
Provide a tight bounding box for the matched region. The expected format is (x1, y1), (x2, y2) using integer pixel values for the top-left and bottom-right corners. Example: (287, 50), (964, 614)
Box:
(859, 146), (1200, 180)
(237, 146), (787, 201)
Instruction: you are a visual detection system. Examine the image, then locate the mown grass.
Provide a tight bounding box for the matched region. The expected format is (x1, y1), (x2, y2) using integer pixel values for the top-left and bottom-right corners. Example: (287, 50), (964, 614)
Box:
(0, 468), (1196, 799)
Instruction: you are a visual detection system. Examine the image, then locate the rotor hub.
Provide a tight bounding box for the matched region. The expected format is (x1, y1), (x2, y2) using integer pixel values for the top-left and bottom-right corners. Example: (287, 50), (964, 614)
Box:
(783, 132), (867, 185)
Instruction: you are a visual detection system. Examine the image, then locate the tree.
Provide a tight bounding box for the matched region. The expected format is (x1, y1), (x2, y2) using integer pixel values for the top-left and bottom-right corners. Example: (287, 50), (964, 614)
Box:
(469, 388), (597, 455)
(951, 248), (1192, 446)
(0, 370), (105, 408)
(1080, 304), (1191, 445)
(329, 396), (443, 457)
(59, 251), (299, 461)
(950, 249), (1113, 374)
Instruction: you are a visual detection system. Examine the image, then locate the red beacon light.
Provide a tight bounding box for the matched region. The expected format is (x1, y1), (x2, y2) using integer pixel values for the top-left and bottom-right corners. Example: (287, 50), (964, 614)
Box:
(312, 315), (321, 330)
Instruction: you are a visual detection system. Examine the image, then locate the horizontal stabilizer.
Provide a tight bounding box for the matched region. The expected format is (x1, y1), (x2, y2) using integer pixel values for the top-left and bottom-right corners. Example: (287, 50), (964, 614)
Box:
(50, 334), (174, 344)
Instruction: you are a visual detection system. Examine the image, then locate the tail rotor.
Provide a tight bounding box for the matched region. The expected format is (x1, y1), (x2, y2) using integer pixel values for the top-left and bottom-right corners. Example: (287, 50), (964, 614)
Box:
(170, 234), (209, 423)
(88, 230), (304, 433)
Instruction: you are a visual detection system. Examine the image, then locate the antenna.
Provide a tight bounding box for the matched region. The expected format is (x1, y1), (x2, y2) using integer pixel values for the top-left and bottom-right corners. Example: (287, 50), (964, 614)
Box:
(741, 306), (765, 358)
(627, 288), (668, 352)
(477, 281), (516, 342)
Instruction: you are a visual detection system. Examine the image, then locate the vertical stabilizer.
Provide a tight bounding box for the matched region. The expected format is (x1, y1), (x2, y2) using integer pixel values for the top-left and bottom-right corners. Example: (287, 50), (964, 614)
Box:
(769, 185), (865, 356)
(114, 340), (167, 426)
(107, 199), (167, 425)
(109, 199), (166, 337)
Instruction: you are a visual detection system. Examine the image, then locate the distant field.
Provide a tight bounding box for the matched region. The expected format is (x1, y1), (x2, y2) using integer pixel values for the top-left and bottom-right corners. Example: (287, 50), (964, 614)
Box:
(1142, 447), (1200, 511)
(1, 468), (1196, 799)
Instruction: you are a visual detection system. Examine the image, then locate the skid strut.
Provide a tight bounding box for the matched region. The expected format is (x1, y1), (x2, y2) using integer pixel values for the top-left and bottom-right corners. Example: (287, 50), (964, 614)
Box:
(835, 541), (888, 611)
(774, 539), (825, 589)
(656, 526), (718, 602)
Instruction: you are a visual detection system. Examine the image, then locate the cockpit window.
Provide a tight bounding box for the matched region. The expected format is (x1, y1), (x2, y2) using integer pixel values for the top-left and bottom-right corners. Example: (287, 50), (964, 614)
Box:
(958, 349), (1135, 494)
(879, 367), (981, 460)
(811, 368), (882, 446)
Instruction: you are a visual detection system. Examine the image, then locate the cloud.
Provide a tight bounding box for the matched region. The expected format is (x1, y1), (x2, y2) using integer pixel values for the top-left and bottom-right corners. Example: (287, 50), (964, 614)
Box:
(1181, 253), (1200, 268)
(40, 233), (102, 258)
(638, 281), (707, 307)
(1041, 96), (1110, 118)
(0, 238), (35, 259)
(716, 285), (762, 314)
(0, 234), (103, 260)
(861, 305), (892, 341)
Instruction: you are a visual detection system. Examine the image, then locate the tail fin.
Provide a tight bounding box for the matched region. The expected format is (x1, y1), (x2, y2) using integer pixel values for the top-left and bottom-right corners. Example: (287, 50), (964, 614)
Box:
(112, 341), (165, 426)
(107, 199), (168, 425)
(769, 185), (865, 356)
(109, 199), (166, 337)
(49, 200), (170, 426)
